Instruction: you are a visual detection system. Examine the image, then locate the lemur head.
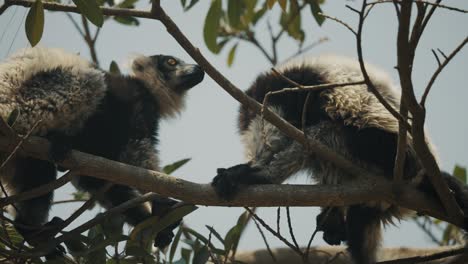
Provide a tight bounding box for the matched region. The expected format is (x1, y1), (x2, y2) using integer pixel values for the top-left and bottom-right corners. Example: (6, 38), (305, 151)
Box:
(131, 54), (204, 117)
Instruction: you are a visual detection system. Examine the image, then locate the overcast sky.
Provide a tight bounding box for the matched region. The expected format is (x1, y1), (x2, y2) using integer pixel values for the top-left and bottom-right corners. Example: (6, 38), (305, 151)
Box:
(0, 0), (467, 254)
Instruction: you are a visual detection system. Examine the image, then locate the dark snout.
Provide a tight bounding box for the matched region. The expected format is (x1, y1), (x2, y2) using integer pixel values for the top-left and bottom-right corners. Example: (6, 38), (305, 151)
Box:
(174, 64), (204, 92)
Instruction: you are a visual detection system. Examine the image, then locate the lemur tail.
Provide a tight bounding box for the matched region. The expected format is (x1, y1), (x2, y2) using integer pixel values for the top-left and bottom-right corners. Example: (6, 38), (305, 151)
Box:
(441, 171), (468, 229)
(346, 205), (383, 264)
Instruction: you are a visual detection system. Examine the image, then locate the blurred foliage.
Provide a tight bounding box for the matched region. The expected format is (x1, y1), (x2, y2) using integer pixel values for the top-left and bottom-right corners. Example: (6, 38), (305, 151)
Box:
(0, 207), (247, 264)
(196, 0), (326, 66)
(414, 165), (467, 246)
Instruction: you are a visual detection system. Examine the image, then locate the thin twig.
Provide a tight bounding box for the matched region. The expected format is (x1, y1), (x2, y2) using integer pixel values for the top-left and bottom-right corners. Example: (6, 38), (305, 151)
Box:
(319, 13), (357, 35)
(355, 1), (411, 130)
(368, 0), (468, 13)
(413, 217), (442, 245)
(52, 199), (87, 205)
(250, 212), (277, 263)
(58, 183), (113, 231)
(284, 37), (329, 62)
(65, 12), (85, 38)
(81, 15), (99, 66)
(286, 207), (300, 250)
(244, 207), (303, 257)
(421, 36), (468, 106)
(431, 49), (442, 67)
(276, 207), (281, 235)
(0, 172), (74, 207)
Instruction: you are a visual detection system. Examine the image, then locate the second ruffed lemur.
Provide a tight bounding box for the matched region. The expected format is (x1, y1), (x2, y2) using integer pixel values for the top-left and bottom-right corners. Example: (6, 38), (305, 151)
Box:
(211, 55), (468, 264)
(0, 47), (204, 256)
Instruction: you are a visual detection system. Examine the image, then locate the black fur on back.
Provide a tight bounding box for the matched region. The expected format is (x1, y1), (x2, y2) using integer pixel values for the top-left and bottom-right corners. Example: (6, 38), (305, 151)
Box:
(239, 66), (418, 179)
(239, 66), (329, 132)
(69, 74), (159, 161)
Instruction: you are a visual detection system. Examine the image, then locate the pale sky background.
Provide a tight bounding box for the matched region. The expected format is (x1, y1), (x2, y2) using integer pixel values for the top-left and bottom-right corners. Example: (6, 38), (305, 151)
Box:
(0, 0), (467, 254)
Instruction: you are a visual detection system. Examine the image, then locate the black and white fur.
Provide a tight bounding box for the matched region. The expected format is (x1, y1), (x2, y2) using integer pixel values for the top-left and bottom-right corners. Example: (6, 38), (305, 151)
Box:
(0, 47), (204, 255)
(212, 55), (467, 264)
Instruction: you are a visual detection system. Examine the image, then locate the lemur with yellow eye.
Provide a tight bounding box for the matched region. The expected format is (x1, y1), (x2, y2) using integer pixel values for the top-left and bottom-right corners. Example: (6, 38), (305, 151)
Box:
(211, 55), (468, 264)
(0, 47), (204, 257)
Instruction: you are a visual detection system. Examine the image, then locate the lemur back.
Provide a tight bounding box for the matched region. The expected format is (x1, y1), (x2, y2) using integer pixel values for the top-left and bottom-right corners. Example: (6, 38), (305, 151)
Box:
(212, 55), (467, 264)
(0, 47), (204, 258)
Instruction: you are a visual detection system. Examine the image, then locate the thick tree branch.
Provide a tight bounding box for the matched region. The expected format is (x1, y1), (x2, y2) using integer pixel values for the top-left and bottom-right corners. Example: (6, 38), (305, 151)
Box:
(3, 0), (155, 18)
(0, 132), (464, 229)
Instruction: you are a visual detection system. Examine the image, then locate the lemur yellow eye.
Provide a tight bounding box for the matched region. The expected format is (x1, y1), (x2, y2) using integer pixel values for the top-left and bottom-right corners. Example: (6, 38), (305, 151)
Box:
(167, 58), (177, 66)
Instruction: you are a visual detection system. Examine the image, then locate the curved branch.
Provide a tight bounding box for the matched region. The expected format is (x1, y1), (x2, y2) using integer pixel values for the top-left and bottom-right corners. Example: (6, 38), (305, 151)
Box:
(0, 132), (464, 229)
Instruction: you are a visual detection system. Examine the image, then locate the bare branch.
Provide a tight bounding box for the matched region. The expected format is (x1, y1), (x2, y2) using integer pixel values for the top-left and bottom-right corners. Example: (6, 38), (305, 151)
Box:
(431, 49), (442, 67)
(81, 15), (99, 66)
(421, 36), (468, 106)
(0, 129), (464, 229)
(393, 98), (408, 182)
(251, 213), (277, 263)
(286, 207), (299, 251)
(3, 0), (155, 18)
(0, 172), (74, 207)
(244, 207), (302, 258)
(65, 13), (85, 38)
(368, 0), (468, 14)
(319, 13), (357, 35)
(355, 1), (412, 130)
(396, 0), (464, 221)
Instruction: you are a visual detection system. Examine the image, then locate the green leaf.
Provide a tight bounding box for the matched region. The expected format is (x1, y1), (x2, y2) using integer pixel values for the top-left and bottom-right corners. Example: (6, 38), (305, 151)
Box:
(129, 205), (198, 249)
(224, 211), (249, 253)
(183, 228), (225, 255)
(64, 235), (88, 258)
(181, 248), (192, 263)
(185, 0), (200, 11)
(306, 0), (325, 26)
(7, 108), (20, 127)
(267, 0), (276, 9)
(114, 16), (140, 26)
(109, 61), (121, 74)
(84, 231), (106, 264)
(280, 0), (304, 42)
(72, 0), (104, 27)
(224, 225), (242, 253)
(278, 0), (287, 11)
(101, 214), (124, 239)
(252, 4), (267, 25)
(203, 0), (223, 53)
(227, 0), (244, 29)
(205, 225), (225, 245)
(169, 227), (183, 263)
(192, 246), (209, 264)
(25, 0), (44, 47)
(227, 43), (238, 67)
(453, 165), (467, 184)
(180, 0), (187, 8)
(163, 158), (191, 175)
(117, 0), (138, 8)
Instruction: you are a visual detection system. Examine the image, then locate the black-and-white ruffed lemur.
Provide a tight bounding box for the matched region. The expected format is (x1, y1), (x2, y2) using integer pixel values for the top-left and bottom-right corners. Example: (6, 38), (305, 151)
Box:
(0, 47), (204, 255)
(212, 55), (468, 264)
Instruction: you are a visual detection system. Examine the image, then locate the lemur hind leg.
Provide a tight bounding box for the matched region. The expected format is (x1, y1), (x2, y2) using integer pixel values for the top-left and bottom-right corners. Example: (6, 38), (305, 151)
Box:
(9, 157), (65, 257)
